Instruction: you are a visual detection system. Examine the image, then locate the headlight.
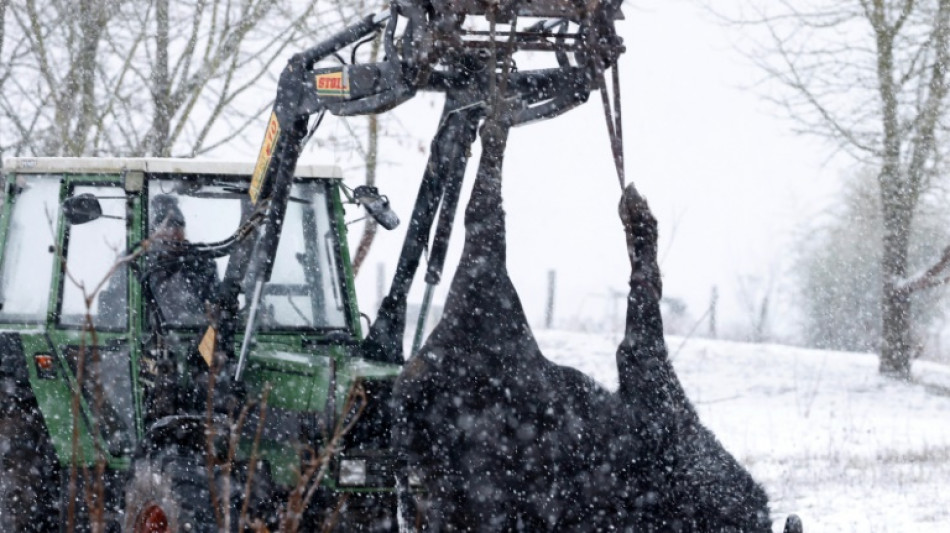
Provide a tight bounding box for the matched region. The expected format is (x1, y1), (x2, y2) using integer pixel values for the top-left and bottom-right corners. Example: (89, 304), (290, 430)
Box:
(339, 459), (367, 486)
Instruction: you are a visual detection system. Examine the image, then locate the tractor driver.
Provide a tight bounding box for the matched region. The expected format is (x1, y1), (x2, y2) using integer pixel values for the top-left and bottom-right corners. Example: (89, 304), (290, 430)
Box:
(146, 194), (219, 327)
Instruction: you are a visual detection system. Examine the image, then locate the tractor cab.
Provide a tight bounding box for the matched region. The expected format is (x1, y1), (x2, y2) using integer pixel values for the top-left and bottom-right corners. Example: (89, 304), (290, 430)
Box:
(0, 157), (402, 527)
(5, 158), (355, 332)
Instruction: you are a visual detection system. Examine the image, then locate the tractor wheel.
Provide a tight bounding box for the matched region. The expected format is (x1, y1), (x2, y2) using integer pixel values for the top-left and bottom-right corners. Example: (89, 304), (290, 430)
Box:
(0, 401), (61, 532)
(123, 447), (217, 533)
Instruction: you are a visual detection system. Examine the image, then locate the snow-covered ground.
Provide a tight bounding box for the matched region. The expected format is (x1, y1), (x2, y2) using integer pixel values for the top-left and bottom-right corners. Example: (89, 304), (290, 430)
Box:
(536, 329), (950, 533)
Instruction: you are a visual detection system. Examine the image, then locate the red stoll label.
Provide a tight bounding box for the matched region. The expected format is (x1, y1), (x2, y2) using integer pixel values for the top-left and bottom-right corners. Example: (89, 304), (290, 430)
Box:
(316, 69), (350, 98)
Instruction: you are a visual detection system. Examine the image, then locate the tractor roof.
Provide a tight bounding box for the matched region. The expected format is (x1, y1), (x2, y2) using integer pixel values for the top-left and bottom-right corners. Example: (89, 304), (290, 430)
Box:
(1, 157), (343, 180)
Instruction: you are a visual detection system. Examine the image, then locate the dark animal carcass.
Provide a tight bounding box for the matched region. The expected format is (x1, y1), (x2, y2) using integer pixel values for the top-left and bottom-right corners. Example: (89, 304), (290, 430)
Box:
(392, 118), (772, 532)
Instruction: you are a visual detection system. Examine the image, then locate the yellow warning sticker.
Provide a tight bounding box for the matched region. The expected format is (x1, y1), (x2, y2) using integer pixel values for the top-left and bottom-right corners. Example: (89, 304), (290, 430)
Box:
(198, 326), (217, 367)
(250, 112), (280, 204)
(315, 69), (350, 98)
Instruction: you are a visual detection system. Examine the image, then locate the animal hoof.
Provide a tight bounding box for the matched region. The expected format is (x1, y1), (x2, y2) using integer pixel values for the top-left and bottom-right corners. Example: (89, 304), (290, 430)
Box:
(618, 182), (660, 295)
(783, 514), (803, 533)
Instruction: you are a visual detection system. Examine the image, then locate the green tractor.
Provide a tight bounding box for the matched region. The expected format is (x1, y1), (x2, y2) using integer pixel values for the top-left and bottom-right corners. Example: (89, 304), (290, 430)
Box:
(0, 157), (402, 531)
(0, 0), (625, 530)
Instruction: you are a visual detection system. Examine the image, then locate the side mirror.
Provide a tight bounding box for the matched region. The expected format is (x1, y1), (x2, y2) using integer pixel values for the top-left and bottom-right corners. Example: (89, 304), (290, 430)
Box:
(354, 185), (400, 230)
(62, 193), (103, 225)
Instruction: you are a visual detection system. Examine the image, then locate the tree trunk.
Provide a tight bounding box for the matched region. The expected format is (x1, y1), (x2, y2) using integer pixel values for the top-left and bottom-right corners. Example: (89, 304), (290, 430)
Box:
(73, 1), (103, 156)
(879, 192), (914, 379)
(351, 112), (379, 276)
(351, 32), (384, 276)
(0, 0), (7, 63)
(873, 6), (914, 380)
(151, 0), (171, 157)
(56, 0), (106, 156)
(733, 1), (950, 378)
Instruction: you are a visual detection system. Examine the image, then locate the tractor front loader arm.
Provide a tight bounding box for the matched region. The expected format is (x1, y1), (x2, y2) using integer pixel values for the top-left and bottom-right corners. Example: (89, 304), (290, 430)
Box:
(211, 0), (626, 376)
(215, 10), (428, 378)
(363, 62), (599, 364)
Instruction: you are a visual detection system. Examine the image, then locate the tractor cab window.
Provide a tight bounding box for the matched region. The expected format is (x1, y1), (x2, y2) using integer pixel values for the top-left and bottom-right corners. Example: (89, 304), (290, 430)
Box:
(0, 175), (61, 324)
(145, 179), (347, 332)
(145, 184), (239, 328)
(61, 185), (128, 330)
(261, 181), (348, 330)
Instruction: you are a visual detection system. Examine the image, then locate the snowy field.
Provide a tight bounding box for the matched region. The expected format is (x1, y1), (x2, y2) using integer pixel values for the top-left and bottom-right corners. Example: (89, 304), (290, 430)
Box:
(536, 329), (950, 533)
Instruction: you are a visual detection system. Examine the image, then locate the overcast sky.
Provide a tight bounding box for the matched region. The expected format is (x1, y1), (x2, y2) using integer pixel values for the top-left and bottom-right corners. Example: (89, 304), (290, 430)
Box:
(304, 0), (853, 342)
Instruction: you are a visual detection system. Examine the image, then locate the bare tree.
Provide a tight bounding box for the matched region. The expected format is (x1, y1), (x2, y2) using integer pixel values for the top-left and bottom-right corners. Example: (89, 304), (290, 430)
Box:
(1, 0), (402, 266)
(0, 0), (326, 157)
(794, 168), (950, 353)
(0, 0), (6, 160)
(314, 0), (394, 277)
(351, 102), (381, 277)
(0, 0), (7, 81)
(726, 0), (950, 378)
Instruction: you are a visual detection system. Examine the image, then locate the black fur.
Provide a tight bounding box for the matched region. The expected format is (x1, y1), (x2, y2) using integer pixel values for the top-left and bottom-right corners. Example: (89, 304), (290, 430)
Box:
(393, 118), (771, 531)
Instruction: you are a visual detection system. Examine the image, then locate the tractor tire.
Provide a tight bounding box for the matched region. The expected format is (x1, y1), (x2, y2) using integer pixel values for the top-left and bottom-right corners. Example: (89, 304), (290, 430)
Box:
(0, 397), (61, 532)
(123, 446), (218, 533)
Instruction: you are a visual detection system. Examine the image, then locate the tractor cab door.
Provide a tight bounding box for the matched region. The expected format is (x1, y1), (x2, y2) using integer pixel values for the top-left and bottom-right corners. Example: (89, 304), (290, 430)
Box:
(0, 170), (137, 464)
(59, 184), (131, 331)
(55, 180), (136, 458)
(141, 181), (240, 331)
(0, 175), (61, 325)
(254, 179), (351, 332)
(140, 176), (355, 336)
(138, 175), (360, 424)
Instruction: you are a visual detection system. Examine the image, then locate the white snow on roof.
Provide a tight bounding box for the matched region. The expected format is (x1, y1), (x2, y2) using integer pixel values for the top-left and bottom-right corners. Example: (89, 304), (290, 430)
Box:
(2, 157), (342, 179)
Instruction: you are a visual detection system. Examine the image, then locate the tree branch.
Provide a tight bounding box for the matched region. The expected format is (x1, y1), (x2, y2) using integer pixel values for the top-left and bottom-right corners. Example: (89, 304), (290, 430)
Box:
(170, 0), (207, 91)
(92, 13), (148, 154)
(0, 0), (8, 65)
(891, 0), (918, 37)
(763, 18), (880, 154)
(903, 0), (950, 203)
(896, 243), (950, 293)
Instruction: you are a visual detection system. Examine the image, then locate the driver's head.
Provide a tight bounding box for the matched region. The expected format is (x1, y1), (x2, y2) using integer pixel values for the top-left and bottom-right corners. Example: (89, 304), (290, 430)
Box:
(151, 194), (186, 240)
